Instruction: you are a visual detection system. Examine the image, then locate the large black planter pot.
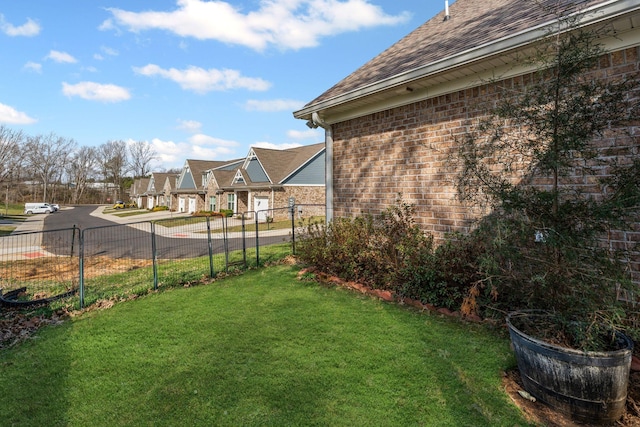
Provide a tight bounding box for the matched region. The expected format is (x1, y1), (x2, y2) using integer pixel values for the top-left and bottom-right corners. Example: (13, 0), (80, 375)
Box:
(506, 311), (633, 424)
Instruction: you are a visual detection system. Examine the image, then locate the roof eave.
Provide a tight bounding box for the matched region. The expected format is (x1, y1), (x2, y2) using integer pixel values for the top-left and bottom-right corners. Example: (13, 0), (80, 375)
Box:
(293, 0), (637, 122)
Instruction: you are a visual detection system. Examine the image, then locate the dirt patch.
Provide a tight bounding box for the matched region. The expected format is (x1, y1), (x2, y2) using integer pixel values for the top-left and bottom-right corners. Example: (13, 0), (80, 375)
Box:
(503, 367), (640, 426)
(1, 256), (152, 283)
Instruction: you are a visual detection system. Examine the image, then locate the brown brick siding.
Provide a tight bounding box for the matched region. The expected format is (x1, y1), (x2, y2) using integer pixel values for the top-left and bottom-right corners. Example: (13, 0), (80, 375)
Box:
(209, 186), (324, 221)
(331, 47), (640, 284)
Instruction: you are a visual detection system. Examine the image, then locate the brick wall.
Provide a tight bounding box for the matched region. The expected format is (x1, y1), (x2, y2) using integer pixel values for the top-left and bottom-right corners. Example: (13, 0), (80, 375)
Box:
(331, 47), (640, 284)
(211, 186), (325, 220)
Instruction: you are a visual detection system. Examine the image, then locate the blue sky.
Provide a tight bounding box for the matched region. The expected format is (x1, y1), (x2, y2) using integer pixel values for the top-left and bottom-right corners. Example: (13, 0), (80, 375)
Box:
(0, 1), (450, 170)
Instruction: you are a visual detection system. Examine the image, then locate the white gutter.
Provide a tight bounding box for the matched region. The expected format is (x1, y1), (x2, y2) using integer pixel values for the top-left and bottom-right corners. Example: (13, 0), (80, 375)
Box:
(309, 112), (333, 223)
(293, 0), (638, 121)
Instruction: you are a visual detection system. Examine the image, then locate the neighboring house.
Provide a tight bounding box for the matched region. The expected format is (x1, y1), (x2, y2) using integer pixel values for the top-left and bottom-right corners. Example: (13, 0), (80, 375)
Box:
(208, 143), (326, 220)
(170, 144), (326, 218)
(129, 178), (150, 208)
(202, 159), (244, 213)
(294, 0), (640, 281)
(145, 172), (176, 210)
(172, 160), (229, 213)
(160, 174), (178, 211)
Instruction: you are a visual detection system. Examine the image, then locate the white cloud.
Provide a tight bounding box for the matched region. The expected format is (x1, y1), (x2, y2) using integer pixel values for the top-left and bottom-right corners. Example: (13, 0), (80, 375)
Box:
(0, 15), (40, 37)
(46, 50), (77, 64)
(176, 119), (202, 133)
(244, 99), (304, 112)
(102, 0), (411, 51)
(93, 46), (118, 61)
(150, 135), (239, 167)
(23, 61), (42, 73)
(101, 46), (119, 56)
(252, 141), (302, 150)
(0, 102), (37, 124)
(133, 64), (270, 93)
(62, 81), (131, 102)
(192, 144), (234, 159)
(188, 133), (239, 148)
(287, 128), (321, 140)
(151, 138), (183, 165)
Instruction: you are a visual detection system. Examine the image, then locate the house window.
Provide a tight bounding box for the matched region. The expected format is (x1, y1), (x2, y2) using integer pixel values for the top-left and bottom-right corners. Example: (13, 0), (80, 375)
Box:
(227, 194), (236, 212)
(209, 196), (217, 212)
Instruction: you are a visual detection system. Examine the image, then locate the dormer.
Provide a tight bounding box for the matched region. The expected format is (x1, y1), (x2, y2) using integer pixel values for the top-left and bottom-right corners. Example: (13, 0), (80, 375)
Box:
(232, 169), (246, 185)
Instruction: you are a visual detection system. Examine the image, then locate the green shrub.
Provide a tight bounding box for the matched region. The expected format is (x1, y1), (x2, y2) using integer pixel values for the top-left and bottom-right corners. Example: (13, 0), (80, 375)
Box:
(193, 210), (223, 217)
(151, 206), (169, 212)
(219, 209), (234, 218)
(297, 197), (472, 309)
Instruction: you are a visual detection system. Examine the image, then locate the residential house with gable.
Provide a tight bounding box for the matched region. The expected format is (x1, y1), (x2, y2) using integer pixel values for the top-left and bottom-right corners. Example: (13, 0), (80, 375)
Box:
(294, 0), (640, 282)
(160, 173), (178, 211)
(129, 178), (150, 208)
(202, 159), (244, 213)
(208, 143), (326, 220)
(145, 172), (176, 210)
(172, 159), (228, 213)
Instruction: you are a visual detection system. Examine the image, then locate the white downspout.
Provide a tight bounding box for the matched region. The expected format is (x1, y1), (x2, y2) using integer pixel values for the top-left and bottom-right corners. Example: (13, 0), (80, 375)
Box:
(311, 112), (333, 223)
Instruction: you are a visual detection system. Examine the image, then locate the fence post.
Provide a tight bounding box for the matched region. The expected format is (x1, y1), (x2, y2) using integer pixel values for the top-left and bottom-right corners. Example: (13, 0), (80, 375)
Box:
(206, 216), (215, 278)
(79, 229), (85, 309)
(255, 213), (260, 266)
(223, 216), (229, 273)
(71, 224), (77, 258)
(151, 222), (158, 290)
(241, 213), (247, 268)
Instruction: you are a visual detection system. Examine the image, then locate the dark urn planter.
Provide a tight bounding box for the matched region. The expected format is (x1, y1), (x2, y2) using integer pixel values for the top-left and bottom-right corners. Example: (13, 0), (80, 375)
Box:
(506, 311), (633, 424)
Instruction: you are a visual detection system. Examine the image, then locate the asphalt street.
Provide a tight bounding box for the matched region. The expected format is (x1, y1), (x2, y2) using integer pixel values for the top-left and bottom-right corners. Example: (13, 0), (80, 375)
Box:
(8, 205), (291, 260)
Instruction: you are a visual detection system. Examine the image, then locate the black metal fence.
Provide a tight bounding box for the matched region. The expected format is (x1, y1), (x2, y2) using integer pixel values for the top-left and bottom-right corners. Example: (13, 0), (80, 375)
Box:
(0, 204), (325, 309)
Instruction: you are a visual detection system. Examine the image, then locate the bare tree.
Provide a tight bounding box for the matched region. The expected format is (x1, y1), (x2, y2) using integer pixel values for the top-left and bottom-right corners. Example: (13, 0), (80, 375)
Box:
(0, 125), (26, 184)
(128, 140), (157, 178)
(98, 140), (129, 200)
(25, 133), (76, 202)
(68, 146), (98, 204)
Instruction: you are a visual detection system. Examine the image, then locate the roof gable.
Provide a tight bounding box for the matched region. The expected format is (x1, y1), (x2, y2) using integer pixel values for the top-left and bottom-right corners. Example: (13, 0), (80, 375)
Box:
(177, 159), (223, 190)
(148, 172), (174, 193)
(251, 143), (325, 185)
(282, 150), (325, 185)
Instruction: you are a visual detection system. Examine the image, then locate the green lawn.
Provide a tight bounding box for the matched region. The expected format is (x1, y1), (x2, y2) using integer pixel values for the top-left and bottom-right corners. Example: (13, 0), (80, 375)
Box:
(0, 225), (16, 236)
(0, 265), (531, 426)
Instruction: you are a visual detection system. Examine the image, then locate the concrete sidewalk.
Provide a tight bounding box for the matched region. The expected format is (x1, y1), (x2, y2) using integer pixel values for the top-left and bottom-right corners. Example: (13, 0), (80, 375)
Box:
(9, 213), (47, 234)
(89, 205), (192, 224)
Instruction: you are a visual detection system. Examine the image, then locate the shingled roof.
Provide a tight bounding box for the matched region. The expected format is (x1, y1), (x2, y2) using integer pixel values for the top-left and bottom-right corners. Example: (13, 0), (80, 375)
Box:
(147, 172), (175, 194)
(177, 159), (228, 191)
(294, 0), (638, 122)
(250, 143), (325, 185)
(130, 178), (150, 198)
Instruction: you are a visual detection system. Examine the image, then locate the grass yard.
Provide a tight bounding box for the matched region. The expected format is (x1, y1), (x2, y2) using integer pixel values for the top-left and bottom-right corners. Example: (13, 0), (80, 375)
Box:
(0, 225), (16, 236)
(0, 265), (531, 426)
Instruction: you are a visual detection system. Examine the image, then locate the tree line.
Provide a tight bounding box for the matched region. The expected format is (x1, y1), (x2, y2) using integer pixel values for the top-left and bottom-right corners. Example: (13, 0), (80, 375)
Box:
(0, 125), (166, 205)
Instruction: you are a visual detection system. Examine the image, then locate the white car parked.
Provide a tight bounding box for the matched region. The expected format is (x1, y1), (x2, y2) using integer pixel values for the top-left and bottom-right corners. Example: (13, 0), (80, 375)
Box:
(24, 203), (53, 214)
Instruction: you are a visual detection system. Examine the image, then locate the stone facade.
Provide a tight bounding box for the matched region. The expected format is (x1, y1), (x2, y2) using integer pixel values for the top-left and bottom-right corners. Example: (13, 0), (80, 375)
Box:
(210, 186), (325, 220)
(330, 47), (640, 284)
